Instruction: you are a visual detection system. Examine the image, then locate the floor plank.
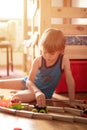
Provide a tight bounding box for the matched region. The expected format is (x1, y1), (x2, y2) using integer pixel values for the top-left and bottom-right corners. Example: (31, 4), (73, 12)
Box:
(0, 112), (87, 130)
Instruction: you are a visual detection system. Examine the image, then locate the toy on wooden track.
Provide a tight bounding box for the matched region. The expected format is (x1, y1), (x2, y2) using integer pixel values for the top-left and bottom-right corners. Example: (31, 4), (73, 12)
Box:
(32, 104), (48, 113)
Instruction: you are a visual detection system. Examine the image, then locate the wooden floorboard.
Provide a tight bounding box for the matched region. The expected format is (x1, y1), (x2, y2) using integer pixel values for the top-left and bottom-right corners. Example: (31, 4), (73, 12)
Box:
(0, 112), (87, 130)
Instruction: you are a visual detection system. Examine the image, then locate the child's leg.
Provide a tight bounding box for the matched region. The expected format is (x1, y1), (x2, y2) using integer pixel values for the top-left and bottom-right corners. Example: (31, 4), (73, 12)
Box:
(10, 76), (28, 95)
(10, 90), (19, 95)
(12, 90), (35, 103)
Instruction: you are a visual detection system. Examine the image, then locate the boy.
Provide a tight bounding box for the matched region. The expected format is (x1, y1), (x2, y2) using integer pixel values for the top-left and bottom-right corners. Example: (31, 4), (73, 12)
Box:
(12, 28), (75, 107)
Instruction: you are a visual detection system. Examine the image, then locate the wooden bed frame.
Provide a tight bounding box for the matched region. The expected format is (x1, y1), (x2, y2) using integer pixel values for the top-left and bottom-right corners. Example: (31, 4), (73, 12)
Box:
(23, 0), (87, 62)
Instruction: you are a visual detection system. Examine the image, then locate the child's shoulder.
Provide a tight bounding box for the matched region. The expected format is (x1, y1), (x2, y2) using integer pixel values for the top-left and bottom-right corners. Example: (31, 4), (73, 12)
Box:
(34, 55), (42, 62)
(33, 55), (42, 67)
(62, 54), (70, 69)
(62, 54), (70, 62)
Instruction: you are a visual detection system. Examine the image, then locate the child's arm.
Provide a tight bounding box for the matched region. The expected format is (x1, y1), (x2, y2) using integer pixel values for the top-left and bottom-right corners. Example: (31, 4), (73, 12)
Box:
(26, 79), (46, 106)
(62, 55), (86, 109)
(62, 55), (75, 102)
(26, 57), (41, 92)
(26, 56), (46, 106)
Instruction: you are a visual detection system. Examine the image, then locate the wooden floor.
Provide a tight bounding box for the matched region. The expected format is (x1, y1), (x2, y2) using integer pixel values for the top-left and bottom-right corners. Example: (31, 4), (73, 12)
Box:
(0, 89), (87, 130)
(0, 113), (87, 130)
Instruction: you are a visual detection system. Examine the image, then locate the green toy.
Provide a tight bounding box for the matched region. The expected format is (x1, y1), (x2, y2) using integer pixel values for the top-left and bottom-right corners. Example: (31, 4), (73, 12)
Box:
(10, 103), (25, 110)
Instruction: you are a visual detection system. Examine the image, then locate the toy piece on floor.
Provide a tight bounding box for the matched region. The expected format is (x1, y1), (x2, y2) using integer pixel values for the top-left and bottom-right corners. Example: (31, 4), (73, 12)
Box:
(10, 98), (29, 110)
(10, 99), (24, 110)
(13, 128), (22, 130)
(83, 100), (87, 104)
(81, 109), (87, 118)
(0, 97), (28, 110)
(32, 104), (48, 113)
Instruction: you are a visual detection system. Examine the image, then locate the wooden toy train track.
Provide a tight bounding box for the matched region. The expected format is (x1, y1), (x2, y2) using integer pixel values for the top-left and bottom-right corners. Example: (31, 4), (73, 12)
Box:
(0, 98), (87, 124)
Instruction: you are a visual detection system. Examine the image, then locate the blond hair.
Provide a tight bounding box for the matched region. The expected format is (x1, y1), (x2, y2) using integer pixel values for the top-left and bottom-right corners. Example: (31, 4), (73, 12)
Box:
(39, 28), (66, 53)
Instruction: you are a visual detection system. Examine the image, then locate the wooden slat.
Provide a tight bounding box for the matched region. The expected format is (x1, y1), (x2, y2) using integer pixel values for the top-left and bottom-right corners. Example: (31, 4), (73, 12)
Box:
(65, 45), (87, 59)
(63, 0), (72, 24)
(28, 26), (38, 32)
(63, 0), (71, 7)
(51, 7), (87, 18)
(39, 0), (51, 37)
(51, 24), (87, 35)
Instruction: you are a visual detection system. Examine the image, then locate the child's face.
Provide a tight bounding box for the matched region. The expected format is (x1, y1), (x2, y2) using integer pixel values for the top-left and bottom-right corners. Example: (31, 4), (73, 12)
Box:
(42, 49), (60, 63)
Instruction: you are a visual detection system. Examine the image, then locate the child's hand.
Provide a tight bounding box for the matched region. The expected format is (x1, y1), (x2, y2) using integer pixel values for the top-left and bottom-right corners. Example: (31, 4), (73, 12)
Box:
(35, 91), (46, 107)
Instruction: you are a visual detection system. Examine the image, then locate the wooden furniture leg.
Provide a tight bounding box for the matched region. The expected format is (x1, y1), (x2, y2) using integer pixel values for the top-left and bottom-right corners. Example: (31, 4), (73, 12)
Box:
(0, 43), (13, 76)
(7, 46), (9, 76)
(10, 46), (13, 71)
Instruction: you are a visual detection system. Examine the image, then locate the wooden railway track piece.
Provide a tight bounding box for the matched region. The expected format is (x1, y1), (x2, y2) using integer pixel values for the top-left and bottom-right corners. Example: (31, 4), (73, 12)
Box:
(0, 102), (87, 123)
(0, 106), (16, 114)
(46, 98), (87, 110)
(52, 93), (87, 109)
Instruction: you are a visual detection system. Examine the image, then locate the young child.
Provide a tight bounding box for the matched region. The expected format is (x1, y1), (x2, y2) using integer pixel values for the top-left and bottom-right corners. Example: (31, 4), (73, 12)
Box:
(12, 28), (75, 107)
